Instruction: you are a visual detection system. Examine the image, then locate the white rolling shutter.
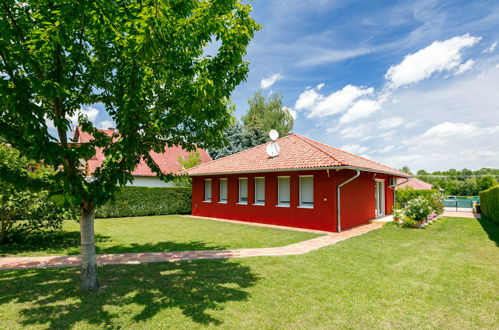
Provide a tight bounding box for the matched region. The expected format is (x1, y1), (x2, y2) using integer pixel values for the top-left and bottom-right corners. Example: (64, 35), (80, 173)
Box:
(239, 178), (248, 204)
(278, 177), (290, 206)
(300, 176), (314, 207)
(204, 179), (212, 202)
(219, 179), (227, 203)
(254, 177), (265, 205)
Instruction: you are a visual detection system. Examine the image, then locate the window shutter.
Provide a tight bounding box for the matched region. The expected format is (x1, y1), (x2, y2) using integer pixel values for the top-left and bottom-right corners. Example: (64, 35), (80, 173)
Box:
(239, 178), (248, 203)
(278, 177), (290, 205)
(255, 178), (265, 204)
(204, 180), (212, 202)
(219, 179), (227, 202)
(300, 176), (313, 206)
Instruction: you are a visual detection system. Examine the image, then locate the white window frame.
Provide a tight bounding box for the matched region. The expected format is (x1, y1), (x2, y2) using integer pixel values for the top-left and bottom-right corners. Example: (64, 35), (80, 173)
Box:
(277, 176), (291, 207)
(299, 175), (314, 208)
(204, 179), (212, 202)
(219, 178), (228, 204)
(254, 177), (265, 206)
(238, 177), (248, 205)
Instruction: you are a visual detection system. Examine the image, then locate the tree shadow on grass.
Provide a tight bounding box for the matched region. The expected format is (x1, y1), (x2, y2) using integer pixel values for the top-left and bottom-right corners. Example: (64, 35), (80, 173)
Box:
(477, 216), (499, 246)
(95, 240), (234, 255)
(0, 231), (111, 257)
(0, 242), (259, 328)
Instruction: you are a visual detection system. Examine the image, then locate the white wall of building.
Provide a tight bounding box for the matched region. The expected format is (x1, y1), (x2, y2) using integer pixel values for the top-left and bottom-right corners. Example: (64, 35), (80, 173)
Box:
(126, 176), (175, 188)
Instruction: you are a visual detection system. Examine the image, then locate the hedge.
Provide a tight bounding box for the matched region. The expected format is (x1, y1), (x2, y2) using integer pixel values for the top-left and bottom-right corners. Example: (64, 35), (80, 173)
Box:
(395, 187), (440, 208)
(479, 186), (499, 224)
(96, 186), (192, 218)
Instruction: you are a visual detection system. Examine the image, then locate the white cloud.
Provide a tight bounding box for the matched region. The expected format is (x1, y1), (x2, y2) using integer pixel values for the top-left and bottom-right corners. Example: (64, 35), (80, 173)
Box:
(295, 84), (374, 118)
(378, 117), (405, 129)
(45, 106), (100, 129)
(260, 73), (282, 89)
(283, 106), (297, 119)
(455, 59), (474, 75)
(482, 41), (497, 54)
(340, 144), (369, 154)
(297, 47), (375, 67)
(404, 120), (421, 129)
(339, 123), (372, 140)
(377, 145), (395, 154)
(378, 130), (396, 141)
(68, 107), (99, 126)
(385, 34), (481, 88)
(339, 98), (381, 124)
(98, 120), (114, 129)
(294, 84), (322, 110)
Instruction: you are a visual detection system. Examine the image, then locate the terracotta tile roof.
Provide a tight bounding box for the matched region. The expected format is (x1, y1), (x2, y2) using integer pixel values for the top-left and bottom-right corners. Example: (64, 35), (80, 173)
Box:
(397, 177), (433, 190)
(73, 126), (212, 176)
(186, 133), (410, 177)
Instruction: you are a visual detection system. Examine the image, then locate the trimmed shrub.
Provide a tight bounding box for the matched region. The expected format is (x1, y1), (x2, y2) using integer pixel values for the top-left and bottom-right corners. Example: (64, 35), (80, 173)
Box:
(96, 186), (192, 218)
(395, 187), (439, 208)
(404, 197), (433, 222)
(479, 186), (499, 224)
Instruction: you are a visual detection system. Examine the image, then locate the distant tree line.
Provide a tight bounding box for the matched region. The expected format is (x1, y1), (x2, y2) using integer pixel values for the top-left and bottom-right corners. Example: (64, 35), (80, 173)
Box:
(400, 166), (499, 196)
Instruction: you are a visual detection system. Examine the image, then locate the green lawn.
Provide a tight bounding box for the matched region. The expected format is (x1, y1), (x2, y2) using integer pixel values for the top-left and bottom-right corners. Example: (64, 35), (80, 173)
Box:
(0, 216), (498, 329)
(0, 215), (320, 257)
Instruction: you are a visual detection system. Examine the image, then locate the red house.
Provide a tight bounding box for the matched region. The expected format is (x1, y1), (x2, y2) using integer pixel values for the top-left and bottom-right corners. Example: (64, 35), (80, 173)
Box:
(186, 134), (409, 232)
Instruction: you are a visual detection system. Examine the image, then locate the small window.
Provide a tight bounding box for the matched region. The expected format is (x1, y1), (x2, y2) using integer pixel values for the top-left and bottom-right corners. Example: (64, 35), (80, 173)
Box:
(204, 179), (212, 202)
(254, 177), (265, 205)
(238, 178), (248, 204)
(299, 176), (314, 208)
(277, 176), (290, 206)
(219, 179), (228, 203)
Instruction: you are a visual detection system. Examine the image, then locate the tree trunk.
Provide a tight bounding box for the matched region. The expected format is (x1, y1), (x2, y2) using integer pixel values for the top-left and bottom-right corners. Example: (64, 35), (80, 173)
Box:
(80, 201), (98, 291)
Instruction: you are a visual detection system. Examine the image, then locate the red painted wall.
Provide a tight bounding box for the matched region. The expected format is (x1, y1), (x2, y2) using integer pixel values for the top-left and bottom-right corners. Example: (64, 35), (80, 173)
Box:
(191, 169), (397, 232)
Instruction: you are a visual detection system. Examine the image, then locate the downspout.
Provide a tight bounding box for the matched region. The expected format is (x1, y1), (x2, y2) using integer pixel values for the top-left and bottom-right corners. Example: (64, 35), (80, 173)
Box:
(337, 169), (360, 232)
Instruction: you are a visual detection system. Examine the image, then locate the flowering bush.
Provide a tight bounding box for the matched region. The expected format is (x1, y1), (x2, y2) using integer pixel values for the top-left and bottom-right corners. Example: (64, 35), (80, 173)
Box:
(392, 208), (404, 221)
(426, 193), (445, 215)
(404, 198), (433, 221)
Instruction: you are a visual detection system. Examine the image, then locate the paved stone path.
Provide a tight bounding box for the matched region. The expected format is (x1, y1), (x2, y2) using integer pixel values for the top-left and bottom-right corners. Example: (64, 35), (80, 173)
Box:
(0, 222), (384, 271)
(443, 211), (481, 219)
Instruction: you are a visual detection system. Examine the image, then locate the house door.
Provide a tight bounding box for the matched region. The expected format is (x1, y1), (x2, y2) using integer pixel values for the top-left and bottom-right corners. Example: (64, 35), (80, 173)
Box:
(375, 179), (385, 217)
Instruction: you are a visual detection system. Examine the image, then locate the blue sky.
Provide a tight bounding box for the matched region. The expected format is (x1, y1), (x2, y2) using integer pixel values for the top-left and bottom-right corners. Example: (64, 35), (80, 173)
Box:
(78, 0), (499, 171)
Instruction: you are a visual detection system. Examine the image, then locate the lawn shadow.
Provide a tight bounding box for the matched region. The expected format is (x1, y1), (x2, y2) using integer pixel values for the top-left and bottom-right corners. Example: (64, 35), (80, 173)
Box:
(476, 216), (499, 247)
(0, 241), (259, 328)
(0, 231), (111, 257)
(96, 240), (231, 254)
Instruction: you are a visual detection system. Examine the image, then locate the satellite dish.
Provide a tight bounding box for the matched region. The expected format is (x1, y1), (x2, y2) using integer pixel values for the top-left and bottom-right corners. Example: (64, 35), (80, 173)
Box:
(266, 141), (280, 158)
(269, 129), (279, 141)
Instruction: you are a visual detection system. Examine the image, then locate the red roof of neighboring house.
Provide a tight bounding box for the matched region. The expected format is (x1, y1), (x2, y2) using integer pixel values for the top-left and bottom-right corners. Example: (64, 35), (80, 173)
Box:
(73, 126), (212, 176)
(186, 133), (409, 177)
(397, 177), (433, 190)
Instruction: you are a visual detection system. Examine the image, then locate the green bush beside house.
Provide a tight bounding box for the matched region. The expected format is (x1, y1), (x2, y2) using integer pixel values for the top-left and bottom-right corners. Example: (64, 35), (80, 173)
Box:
(479, 186), (499, 224)
(96, 187), (192, 218)
(395, 187), (441, 208)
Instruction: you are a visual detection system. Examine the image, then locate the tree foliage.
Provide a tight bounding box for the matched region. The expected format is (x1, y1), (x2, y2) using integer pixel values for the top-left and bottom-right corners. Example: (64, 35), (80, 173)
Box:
(210, 91), (293, 159)
(0, 0), (259, 290)
(400, 166), (413, 175)
(242, 91), (294, 139)
(0, 144), (75, 244)
(413, 168), (498, 196)
(174, 151), (202, 187)
(209, 122), (267, 159)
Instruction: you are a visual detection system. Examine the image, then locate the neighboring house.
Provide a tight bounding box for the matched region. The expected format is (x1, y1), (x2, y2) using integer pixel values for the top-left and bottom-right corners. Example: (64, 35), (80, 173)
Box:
(186, 134), (409, 232)
(397, 177), (433, 190)
(73, 126), (212, 187)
